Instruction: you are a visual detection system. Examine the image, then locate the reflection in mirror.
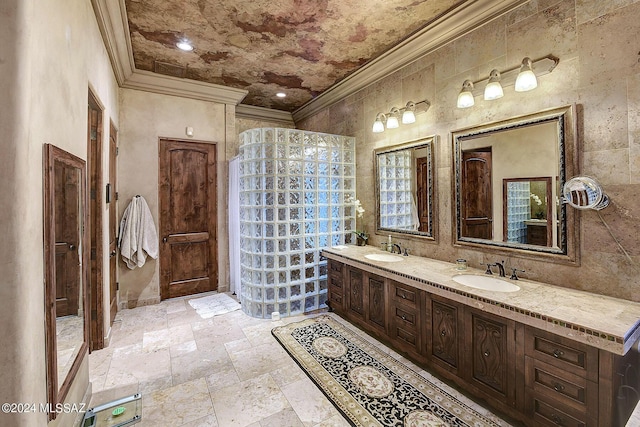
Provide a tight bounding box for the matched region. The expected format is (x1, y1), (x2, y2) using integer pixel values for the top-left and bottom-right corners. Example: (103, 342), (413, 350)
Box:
(452, 106), (577, 262)
(375, 136), (436, 239)
(44, 144), (88, 420)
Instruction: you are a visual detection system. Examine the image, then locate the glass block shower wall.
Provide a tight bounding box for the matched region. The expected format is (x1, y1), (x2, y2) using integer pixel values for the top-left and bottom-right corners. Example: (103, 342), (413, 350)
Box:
(378, 150), (416, 230)
(237, 128), (356, 318)
(506, 181), (530, 243)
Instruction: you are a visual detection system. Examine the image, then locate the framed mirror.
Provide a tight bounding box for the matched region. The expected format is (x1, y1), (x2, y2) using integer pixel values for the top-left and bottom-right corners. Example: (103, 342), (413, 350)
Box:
(374, 136), (436, 240)
(44, 144), (89, 420)
(452, 105), (578, 263)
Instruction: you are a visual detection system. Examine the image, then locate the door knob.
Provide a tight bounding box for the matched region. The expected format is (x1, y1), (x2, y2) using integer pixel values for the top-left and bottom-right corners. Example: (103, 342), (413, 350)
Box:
(110, 250), (116, 257)
(163, 236), (168, 243)
(69, 244), (76, 250)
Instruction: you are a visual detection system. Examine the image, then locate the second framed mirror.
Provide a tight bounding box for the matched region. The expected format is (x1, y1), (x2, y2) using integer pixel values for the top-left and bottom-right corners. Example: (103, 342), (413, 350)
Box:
(374, 136), (436, 240)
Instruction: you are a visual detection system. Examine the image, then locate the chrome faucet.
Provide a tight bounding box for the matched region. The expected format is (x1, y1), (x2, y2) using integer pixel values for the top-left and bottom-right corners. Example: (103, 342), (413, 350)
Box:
(391, 243), (402, 254)
(495, 260), (506, 277)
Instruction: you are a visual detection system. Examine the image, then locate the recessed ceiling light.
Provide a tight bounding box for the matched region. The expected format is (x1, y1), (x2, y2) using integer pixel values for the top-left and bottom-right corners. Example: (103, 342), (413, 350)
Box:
(276, 92), (286, 98)
(176, 41), (194, 52)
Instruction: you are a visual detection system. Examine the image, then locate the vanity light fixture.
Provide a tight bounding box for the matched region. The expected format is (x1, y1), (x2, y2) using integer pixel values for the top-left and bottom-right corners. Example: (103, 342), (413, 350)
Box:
(386, 108), (400, 129)
(514, 57), (537, 92)
(456, 55), (558, 108)
(371, 99), (430, 133)
(456, 80), (475, 108)
(401, 101), (416, 124)
(372, 113), (386, 133)
(484, 69), (504, 100)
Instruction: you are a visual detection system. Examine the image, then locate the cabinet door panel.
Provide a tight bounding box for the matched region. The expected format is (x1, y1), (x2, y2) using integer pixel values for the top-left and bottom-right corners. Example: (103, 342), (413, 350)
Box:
(368, 276), (386, 329)
(431, 300), (459, 368)
(348, 268), (365, 318)
(470, 313), (508, 395)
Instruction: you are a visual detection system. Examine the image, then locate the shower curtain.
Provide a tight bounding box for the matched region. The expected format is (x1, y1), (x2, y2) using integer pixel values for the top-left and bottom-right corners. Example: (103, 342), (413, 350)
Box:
(228, 156), (241, 295)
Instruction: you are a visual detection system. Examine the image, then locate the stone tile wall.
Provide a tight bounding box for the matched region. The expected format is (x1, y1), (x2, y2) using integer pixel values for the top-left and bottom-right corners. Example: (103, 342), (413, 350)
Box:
(296, 0), (640, 301)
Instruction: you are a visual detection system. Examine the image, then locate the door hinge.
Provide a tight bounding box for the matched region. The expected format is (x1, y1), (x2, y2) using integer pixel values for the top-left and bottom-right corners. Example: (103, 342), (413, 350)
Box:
(115, 191), (119, 201)
(90, 129), (97, 141)
(91, 189), (96, 200)
(91, 249), (96, 260)
(116, 281), (119, 291)
(116, 146), (119, 156)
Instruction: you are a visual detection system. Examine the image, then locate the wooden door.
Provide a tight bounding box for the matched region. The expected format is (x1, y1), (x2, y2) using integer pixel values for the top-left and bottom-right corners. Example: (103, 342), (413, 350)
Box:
(461, 149), (493, 239)
(54, 162), (81, 317)
(108, 122), (118, 324)
(416, 157), (430, 232)
(87, 92), (104, 351)
(159, 139), (218, 300)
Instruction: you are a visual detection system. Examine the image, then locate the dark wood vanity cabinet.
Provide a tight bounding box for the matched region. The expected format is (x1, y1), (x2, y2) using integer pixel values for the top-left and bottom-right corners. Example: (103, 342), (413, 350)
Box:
(327, 259), (344, 311)
(337, 263), (388, 336)
(427, 294), (462, 374)
(464, 308), (522, 409)
(325, 259), (639, 427)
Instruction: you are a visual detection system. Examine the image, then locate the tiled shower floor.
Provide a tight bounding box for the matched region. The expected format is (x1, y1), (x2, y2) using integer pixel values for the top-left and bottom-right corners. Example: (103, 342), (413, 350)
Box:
(89, 292), (510, 427)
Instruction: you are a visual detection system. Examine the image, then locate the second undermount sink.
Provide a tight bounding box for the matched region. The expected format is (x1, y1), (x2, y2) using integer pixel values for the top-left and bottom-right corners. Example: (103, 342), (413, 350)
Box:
(452, 274), (520, 292)
(364, 253), (404, 263)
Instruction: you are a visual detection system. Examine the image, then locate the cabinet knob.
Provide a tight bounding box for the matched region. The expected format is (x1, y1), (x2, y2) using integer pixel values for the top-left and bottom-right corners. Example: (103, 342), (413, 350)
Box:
(483, 350), (490, 357)
(552, 349), (564, 358)
(553, 383), (565, 393)
(401, 315), (406, 320)
(401, 294), (406, 299)
(440, 330), (446, 336)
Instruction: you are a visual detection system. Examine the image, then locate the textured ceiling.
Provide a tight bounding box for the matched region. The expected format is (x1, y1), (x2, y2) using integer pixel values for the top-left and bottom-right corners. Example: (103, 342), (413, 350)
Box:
(125, 0), (465, 112)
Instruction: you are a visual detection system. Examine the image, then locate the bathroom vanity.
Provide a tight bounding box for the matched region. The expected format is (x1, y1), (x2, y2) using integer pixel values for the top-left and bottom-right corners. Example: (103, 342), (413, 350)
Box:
(323, 245), (640, 427)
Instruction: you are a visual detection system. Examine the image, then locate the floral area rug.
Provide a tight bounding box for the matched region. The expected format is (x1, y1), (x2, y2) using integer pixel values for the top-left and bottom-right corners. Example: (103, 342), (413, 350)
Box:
(272, 315), (509, 427)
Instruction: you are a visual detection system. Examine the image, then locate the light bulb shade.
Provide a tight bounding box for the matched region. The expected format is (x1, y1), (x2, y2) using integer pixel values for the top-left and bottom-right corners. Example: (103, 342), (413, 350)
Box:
(457, 80), (475, 108)
(372, 117), (385, 133)
(402, 110), (416, 124)
(484, 70), (503, 100)
(386, 115), (399, 129)
(515, 58), (538, 92)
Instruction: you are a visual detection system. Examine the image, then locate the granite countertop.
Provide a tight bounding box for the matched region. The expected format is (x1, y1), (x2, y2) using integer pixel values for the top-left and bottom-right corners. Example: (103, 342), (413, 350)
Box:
(323, 245), (640, 356)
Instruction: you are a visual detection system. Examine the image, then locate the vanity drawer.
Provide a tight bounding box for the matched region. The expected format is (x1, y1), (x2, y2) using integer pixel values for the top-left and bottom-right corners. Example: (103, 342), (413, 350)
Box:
(393, 306), (417, 328)
(525, 356), (597, 414)
(391, 281), (418, 308)
(525, 326), (598, 382)
(526, 393), (590, 427)
(328, 273), (343, 290)
(328, 260), (343, 275)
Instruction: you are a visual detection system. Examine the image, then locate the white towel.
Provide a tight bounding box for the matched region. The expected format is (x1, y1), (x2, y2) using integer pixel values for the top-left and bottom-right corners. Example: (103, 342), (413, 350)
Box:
(119, 196), (159, 269)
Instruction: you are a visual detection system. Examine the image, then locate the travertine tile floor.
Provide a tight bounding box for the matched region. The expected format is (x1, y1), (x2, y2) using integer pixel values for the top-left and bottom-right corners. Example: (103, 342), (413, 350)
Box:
(89, 292), (509, 427)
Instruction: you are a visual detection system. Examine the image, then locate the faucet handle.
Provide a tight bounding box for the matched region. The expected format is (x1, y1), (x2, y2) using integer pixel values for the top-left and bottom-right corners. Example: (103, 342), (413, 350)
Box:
(510, 268), (525, 280)
(403, 247), (410, 256)
(484, 263), (495, 275)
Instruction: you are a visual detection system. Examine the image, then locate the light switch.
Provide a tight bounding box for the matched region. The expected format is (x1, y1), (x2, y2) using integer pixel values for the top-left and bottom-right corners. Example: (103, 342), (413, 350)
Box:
(186, 126), (194, 137)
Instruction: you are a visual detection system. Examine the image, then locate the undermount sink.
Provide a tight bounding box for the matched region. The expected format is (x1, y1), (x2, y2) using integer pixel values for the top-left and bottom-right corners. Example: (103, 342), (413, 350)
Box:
(364, 253), (404, 263)
(452, 274), (520, 292)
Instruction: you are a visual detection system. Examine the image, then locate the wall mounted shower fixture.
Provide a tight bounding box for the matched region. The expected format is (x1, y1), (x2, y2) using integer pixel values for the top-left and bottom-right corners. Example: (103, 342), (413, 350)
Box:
(456, 55), (559, 108)
(372, 100), (430, 133)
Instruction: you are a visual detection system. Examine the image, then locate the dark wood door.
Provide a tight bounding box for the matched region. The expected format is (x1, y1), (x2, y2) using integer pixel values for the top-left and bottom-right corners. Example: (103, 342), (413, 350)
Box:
(461, 150), (493, 239)
(416, 157), (430, 232)
(54, 161), (81, 317)
(159, 139), (218, 300)
(108, 122), (118, 324)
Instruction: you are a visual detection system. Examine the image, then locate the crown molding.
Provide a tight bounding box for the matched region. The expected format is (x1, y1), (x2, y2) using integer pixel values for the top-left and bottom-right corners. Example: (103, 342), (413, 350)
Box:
(236, 105), (295, 125)
(92, 0), (528, 122)
(123, 70), (248, 105)
(92, 0), (247, 106)
(292, 0), (528, 123)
